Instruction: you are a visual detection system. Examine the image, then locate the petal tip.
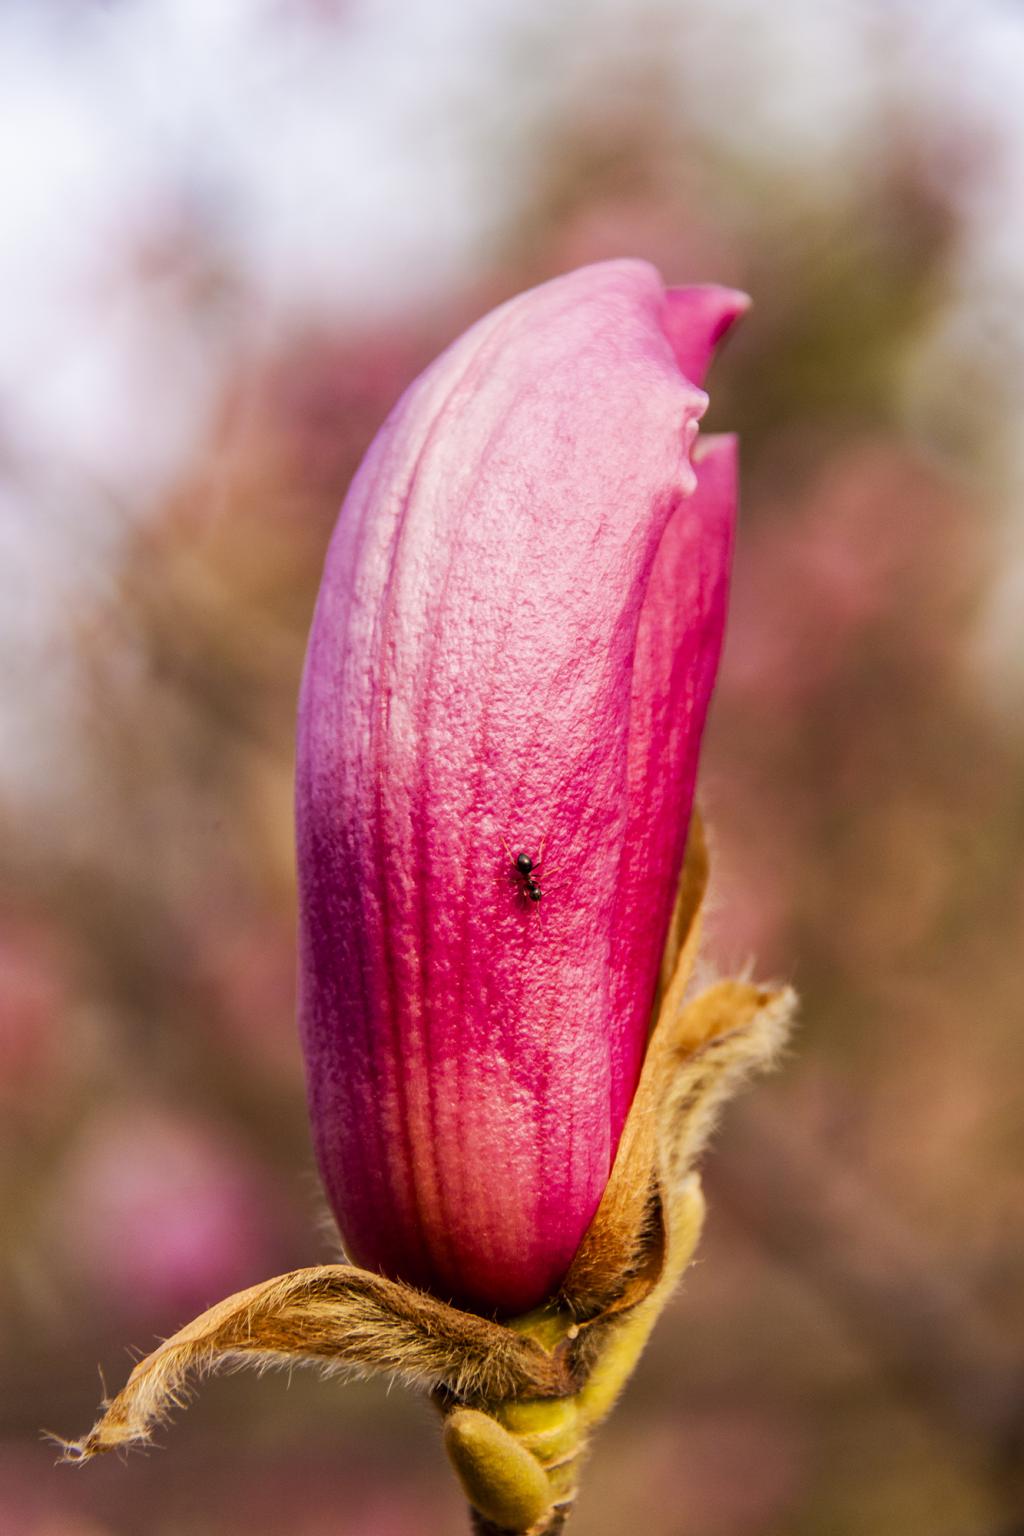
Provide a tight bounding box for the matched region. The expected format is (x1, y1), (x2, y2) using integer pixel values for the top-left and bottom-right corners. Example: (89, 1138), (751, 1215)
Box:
(663, 285), (750, 388)
(692, 430), (739, 467)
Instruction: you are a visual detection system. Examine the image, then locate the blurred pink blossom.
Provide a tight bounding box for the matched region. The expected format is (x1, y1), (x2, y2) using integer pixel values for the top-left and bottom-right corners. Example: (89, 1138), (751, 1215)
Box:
(0, 919), (72, 1114)
(54, 1107), (278, 1318)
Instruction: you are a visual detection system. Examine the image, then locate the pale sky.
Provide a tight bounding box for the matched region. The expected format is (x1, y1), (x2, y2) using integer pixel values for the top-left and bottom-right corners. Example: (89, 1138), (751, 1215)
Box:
(2, 0), (1023, 790)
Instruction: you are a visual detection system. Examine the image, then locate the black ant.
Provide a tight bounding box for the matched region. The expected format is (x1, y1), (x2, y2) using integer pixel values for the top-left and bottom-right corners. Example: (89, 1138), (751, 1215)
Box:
(502, 838), (546, 904)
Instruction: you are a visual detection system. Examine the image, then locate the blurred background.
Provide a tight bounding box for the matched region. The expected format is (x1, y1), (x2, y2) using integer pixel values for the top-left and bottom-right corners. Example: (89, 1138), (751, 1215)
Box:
(2, 1), (1023, 1533)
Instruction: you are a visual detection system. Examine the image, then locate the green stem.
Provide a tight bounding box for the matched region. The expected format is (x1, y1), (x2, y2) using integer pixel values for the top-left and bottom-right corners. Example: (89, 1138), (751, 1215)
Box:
(469, 1505), (571, 1536)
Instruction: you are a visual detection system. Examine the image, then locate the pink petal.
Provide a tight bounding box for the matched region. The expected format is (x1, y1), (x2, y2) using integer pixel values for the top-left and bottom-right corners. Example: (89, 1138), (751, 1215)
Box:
(662, 285), (750, 387)
(297, 261), (743, 1313)
(612, 433), (737, 1116)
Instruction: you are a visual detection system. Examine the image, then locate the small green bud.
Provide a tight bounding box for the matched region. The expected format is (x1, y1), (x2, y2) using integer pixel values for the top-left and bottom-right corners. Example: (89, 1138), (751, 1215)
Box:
(443, 1407), (552, 1533)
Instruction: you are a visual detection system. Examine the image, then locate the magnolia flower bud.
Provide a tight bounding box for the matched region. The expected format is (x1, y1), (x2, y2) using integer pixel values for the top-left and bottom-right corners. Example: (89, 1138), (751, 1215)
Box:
(66, 268), (794, 1533)
(296, 261), (746, 1314)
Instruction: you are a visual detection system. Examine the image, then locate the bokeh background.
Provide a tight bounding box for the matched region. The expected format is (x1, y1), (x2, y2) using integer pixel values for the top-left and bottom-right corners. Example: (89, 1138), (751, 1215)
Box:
(3, 2), (1023, 1533)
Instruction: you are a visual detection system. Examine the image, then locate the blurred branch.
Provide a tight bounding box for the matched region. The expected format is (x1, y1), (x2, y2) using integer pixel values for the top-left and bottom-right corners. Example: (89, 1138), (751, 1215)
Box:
(716, 1104), (1024, 1516)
